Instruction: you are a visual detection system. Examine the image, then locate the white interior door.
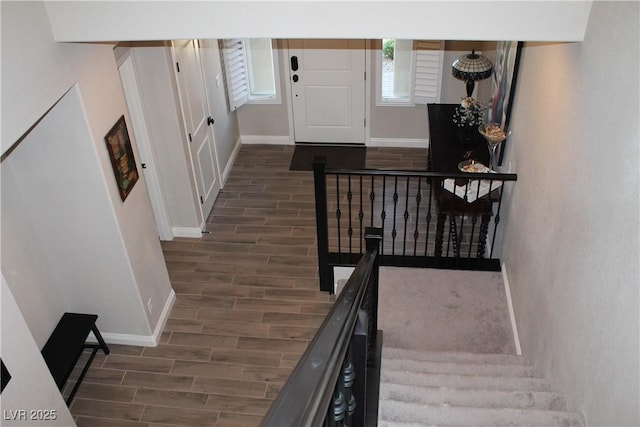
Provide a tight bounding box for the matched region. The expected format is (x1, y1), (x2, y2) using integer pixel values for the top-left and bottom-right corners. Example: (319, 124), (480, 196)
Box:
(172, 39), (221, 223)
(289, 39), (366, 144)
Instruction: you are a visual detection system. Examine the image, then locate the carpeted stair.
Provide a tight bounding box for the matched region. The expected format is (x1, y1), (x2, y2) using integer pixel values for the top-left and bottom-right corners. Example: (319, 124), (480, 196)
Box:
(378, 347), (584, 427)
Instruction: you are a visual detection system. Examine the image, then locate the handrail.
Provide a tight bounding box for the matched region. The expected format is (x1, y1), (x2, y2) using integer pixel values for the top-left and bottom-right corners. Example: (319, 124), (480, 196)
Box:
(260, 228), (382, 427)
(323, 167), (518, 182)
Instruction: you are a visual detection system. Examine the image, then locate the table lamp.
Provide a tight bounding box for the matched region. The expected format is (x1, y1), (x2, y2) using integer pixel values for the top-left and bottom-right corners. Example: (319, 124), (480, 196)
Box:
(451, 49), (493, 98)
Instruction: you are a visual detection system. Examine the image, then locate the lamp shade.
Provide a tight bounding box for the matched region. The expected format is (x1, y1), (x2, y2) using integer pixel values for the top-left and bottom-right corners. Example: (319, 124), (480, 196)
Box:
(452, 50), (493, 97)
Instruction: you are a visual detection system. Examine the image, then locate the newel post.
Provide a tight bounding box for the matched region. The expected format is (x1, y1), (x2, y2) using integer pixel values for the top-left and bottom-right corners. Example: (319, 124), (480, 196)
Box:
(313, 156), (334, 293)
(364, 227), (382, 354)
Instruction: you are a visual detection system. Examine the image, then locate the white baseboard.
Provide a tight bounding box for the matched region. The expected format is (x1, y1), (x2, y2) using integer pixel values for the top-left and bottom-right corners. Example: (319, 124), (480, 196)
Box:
(95, 290), (175, 347)
(172, 226), (203, 238)
(501, 262), (522, 355)
(221, 138), (242, 185)
(151, 289), (175, 345)
(367, 137), (429, 148)
(241, 135), (293, 145)
(239, 136), (426, 148)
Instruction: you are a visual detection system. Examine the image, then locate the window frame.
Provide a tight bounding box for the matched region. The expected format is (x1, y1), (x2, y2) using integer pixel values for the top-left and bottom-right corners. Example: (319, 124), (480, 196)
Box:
(245, 38), (281, 105)
(376, 39), (444, 107)
(377, 39), (416, 106)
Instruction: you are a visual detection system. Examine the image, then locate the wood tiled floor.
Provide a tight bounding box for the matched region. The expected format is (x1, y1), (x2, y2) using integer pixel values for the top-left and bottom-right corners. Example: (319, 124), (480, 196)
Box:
(69, 144), (427, 427)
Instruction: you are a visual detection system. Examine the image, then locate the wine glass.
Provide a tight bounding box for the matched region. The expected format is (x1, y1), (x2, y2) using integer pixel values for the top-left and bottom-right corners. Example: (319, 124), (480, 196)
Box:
(478, 123), (512, 171)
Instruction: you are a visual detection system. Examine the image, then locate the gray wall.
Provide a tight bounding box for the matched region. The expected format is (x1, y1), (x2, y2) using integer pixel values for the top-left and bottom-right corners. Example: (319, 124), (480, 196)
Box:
(237, 40), (291, 138)
(502, 2), (639, 425)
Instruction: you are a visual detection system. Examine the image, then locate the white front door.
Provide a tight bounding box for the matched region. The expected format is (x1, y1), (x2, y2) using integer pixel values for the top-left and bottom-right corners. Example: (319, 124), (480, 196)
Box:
(288, 39), (366, 144)
(172, 39), (221, 223)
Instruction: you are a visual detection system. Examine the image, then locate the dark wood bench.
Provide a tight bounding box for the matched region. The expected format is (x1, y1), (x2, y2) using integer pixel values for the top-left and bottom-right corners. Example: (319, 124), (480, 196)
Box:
(41, 313), (110, 405)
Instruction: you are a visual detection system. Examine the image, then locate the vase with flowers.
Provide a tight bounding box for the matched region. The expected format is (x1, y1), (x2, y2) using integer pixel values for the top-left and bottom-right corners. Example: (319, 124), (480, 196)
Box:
(452, 97), (486, 145)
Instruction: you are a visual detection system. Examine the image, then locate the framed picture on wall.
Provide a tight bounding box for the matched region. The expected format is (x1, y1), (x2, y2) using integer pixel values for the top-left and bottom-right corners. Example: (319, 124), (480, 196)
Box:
(104, 115), (139, 201)
(488, 41), (523, 164)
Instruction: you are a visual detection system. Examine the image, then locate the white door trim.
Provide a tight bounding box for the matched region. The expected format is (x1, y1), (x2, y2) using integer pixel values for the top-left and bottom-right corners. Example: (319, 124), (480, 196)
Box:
(283, 39), (296, 144)
(364, 39), (372, 146)
(117, 51), (173, 241)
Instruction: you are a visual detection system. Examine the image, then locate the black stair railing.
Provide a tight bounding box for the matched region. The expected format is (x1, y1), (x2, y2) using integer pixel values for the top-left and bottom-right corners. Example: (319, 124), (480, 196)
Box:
(314, 157), (517, 293)
(260, 228), (382, 427)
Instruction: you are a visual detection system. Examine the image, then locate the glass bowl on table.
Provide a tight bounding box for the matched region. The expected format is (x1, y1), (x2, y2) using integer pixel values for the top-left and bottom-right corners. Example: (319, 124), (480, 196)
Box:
(478, 123), (512, 171)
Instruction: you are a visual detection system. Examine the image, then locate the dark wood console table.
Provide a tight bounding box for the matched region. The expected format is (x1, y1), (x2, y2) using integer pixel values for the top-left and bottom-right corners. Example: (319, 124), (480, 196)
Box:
(427, 103), (494, 258)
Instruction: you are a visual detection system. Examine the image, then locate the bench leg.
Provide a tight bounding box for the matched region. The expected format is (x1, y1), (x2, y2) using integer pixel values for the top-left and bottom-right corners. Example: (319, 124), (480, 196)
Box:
(91, 324), (110, 355)
(65, 348), (98, 405)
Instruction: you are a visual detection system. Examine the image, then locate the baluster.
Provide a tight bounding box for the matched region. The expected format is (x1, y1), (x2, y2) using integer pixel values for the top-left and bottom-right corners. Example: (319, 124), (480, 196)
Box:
(381, 176), (387, 256)
(445, 214), (452, 257)
(336, 175), (342, 264)
(351, 315), (368, 427)
(425, 182), (434, 256)
(347, 395), (356, 427)
(413, 177), (422, 256)
(402, 177), (410, 256)
(343, 360), (355, 427)
(468, 214), (478, 258)
(369, 176), (375, 227)
(347, 176), (353, 257)
(359, 176), (364, 255)
(333, 390), (346, 427)
(435, 212), (446, 258)
(489, 178), (506, 259)
(459, 213), (466, 255)
(450, 215), (460, 258)
(477, 214), (491, 258)
(391, 177), (398, 256)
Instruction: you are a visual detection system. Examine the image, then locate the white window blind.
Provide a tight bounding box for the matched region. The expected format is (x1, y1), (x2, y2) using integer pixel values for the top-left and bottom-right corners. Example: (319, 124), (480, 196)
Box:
(412, 40), (444, 104)
(220, 38), (249, 111)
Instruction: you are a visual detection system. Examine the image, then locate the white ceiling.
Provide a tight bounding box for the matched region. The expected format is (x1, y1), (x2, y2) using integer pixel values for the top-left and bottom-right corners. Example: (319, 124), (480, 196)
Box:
(45, 1), (593, 43)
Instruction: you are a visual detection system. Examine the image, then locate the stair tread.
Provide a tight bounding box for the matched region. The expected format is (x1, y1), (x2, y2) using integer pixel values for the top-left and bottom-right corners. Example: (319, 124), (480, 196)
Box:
(381, 369), (553, 391)
(381, 357), (536, 377)
(380, 382), (568, 411)
(378, 400), (584, 426)
(383, 347), (528, 365)
(378, 349), (583, 426)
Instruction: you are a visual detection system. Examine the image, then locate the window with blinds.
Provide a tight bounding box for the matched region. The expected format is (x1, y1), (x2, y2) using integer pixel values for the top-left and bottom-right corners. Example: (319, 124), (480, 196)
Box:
(220, 38), (280, 112)
(377, 39), (444, 106)
(220, 38), (249, 111)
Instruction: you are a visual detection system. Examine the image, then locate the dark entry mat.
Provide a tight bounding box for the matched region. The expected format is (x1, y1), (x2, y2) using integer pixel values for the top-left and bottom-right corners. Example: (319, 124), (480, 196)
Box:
(289, 143), (366, 171)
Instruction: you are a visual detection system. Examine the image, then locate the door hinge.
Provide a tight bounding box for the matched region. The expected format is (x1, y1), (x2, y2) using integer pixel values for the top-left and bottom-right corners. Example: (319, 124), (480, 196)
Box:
(364, 118), (366, 127)
(364, 71), (366, 81)
(188, 133), (192, 142)
(200, 196), (204, 204)
(207, 116), (215, 126)
(176, 62), (180, 72)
